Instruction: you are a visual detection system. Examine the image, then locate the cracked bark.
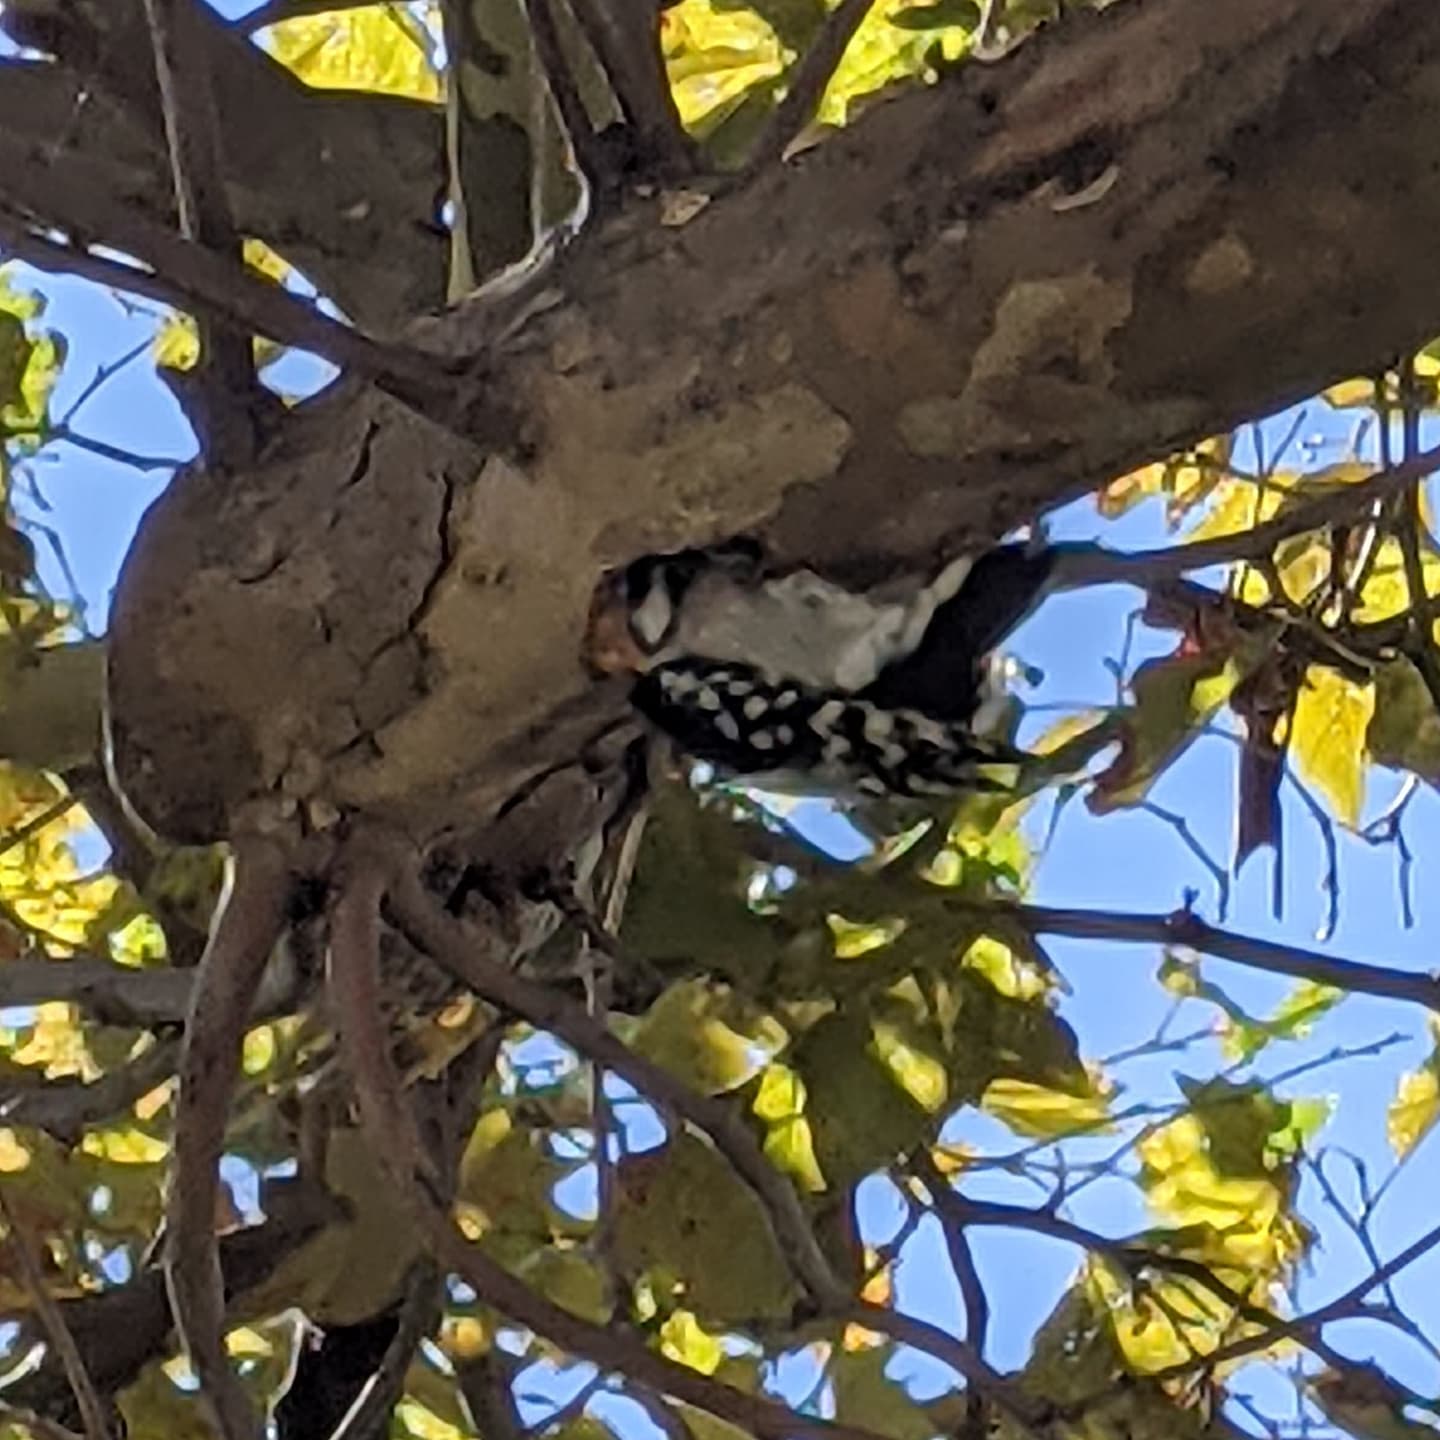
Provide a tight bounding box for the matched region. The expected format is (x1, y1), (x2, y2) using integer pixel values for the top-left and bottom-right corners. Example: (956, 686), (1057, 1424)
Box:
(102, 0), (1440, 866)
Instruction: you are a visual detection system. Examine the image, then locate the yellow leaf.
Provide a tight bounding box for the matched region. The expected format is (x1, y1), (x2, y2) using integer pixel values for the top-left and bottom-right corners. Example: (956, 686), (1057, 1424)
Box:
(80, 1126), (169, 1165)
(660, 1309), (724, 1375)
(1388, 1064), (1440, 1158)
(1290, 667), (1374, 826)
(260, 6), (441, 101)
(394, 1399), (469, 1440)
(242, 1024), (277, 1075)
(0, 1128), (29, 1172)
(982, 1077), (1113, 1139)
(871, 1021), (946, 1112)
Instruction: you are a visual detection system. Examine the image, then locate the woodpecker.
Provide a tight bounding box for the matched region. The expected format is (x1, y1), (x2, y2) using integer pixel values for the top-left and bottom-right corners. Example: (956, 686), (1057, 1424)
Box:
(592, 542), (1064, 798)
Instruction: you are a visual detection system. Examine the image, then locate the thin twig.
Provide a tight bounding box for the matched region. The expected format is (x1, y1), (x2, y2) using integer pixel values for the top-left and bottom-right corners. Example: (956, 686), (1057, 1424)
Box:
(1281, 766), (1339, 942)
(965, 900), (1440, 1010)
(47, 425), (187, 472)
(748, 0), (874, 172)
(1137, 799), (1230, 921)
(0, 1186), (113, 1440)
(329, 1260), (443, 1440)
(1055, 442), (1440, 591)
(165, 836), (293, 1440)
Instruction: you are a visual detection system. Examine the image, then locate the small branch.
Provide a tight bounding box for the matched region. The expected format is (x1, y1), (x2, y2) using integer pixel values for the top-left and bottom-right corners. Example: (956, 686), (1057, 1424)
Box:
(165, 836), (293, 1440)
(0, 1402), (86, 1440)
(965, 900), (1440, 1010)
(48, 422), (188, 473)
(328, 1261), (443, 1440)
(329, 841), (891, 1440)
(1055, 442), (1440, 591)
(0, 1186), (113, 1440)
(0, 794), (80, 860)
(522, 0), (607, 192)
(748, 0), (875, 172)
(0, 194), (447, 403)
(568, 0), (692, 178)
(0, 958), (193, 1027)
(1136, 799), (1230, 922)
(385, 865), (847, 1311)
(2, 1040), (180, 1144)
(1112, 1217), (1440, 1391)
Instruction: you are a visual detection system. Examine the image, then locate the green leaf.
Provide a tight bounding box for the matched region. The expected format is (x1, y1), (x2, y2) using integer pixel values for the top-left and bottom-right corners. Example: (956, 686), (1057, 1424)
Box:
(792, 1011), (931, 1184)
(888, 0), (982, 30)
(1368, 656), (1440, 782)
(630, 976), (788, 1094)
(611, 1131), (798, 1323)
(831, 1345), (937, 1440)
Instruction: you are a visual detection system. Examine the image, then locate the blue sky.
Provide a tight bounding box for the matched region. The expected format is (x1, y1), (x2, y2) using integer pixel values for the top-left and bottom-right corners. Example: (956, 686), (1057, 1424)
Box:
(8, 4), (1440, 1435)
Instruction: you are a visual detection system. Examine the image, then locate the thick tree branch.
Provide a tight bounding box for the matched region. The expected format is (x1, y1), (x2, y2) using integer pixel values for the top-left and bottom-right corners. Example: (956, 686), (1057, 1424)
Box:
(165, 836), (293, 1440)
(0, 959), (192, 1027)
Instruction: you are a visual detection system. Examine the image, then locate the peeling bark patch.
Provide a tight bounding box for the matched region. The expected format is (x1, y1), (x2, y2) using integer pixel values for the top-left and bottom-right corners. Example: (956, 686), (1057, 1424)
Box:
(1186, 233), (1256, 295)
(897, 268), (1133, 458)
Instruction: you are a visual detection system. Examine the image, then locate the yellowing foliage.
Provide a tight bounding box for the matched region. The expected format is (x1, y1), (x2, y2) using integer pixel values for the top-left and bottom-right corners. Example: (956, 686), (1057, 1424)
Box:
(1290, 667), (1375, 827)
(261, 4), (442, 100)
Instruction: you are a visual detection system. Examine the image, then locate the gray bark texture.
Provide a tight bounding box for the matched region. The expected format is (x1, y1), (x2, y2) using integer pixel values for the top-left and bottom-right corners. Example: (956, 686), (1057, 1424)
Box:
(103, 0), (1440, 859)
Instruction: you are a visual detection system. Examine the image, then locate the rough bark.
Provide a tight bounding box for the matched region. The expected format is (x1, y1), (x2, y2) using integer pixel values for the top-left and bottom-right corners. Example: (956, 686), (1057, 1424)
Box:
(0, 0), (447, 332)
(106, 0), (1440, 853)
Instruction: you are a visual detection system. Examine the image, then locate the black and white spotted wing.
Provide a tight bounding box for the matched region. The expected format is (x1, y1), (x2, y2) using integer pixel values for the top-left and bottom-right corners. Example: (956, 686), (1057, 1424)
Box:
(631, 659), (1025, 797)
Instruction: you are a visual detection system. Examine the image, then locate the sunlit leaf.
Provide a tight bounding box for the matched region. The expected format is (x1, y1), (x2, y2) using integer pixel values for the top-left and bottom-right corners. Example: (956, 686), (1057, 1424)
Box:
(1290, 666), (1374, 827)
(660, 1309), (725, 1374)
(260, 4), (441, 100)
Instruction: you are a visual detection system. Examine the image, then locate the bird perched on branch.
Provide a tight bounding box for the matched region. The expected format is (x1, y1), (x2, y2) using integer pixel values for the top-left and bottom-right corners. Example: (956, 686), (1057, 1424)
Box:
(587, 540), (1064, 798)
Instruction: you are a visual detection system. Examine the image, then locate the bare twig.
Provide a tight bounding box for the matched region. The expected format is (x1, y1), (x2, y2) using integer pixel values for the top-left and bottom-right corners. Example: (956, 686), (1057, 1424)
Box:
(748, 0), (874, 172)
(0, 1186), (113, 1440)
(1282, 766), (1339, 942)
(165, 836), (293, 1440)
(966, 900), (1440, 1010)
(48, 423), (188, 473)
(1136, 799), (1230, 921)
(0, 793), (80, 861)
